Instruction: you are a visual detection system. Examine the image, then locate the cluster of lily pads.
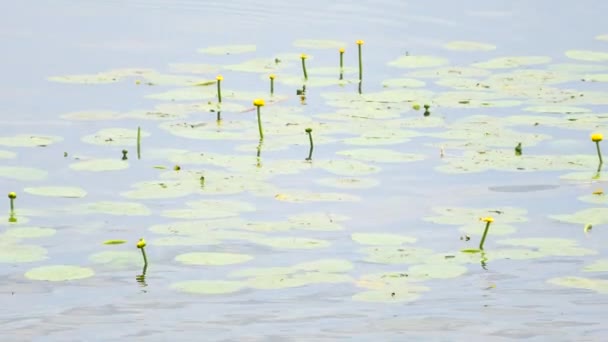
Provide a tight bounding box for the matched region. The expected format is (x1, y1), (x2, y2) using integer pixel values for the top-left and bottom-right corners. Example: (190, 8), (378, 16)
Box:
(2, 37), (608, 300)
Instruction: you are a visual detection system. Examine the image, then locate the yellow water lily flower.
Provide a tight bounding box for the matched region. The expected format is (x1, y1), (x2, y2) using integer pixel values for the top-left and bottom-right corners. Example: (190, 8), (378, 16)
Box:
(593, 189), (604, 195)
(269, 74), (276, 80)
(300, 53), (307, 60)
(356, 40), (364, 45)
(8, 192), (16, 199)
(216, 75), (223, 81)
(137, 238), (147, 249)
(481, 217), (494, 223)
(591, 133), (603, 142)
(253, 98), (265, 107)
(339, 47), (345, 53)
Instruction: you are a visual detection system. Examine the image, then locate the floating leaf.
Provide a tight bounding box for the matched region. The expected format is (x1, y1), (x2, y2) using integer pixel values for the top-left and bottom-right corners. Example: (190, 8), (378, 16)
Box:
(0, 244), (48, 263)
(381, 78), (426, 88)
(336, 148), (425, 163)
(172, 280), (245, 295)
(583, 260), (608, 272)
(274, 190), (360, 203)
(174, 252), (253, 266)
(361, 246), (435, 264)
(551, 208), (608, 225)
(548, 276), (608, 294)
(103, 240), (127, 245)
(524, 106), (591, 114)
(243, 212), (347, 232)
(497, 238), (596, 257)
(0, 166), (47, 181)
(597, 34), (608, 41)
(565, 50), (608, 62)
(25, 265), (94, 281)
(24, 186), (87, 198)
(246, 272), (352, 290)
(388, 55), (449, 68)
(407, 263), (468, 280)
(315, 177), (380, 189)
(293, 39), (346, 49)
(472, 56), (551, 69)
(459, 223), (516, 236)
(352, 233), (417, 246)
(89, 251), (140, 269)
(69, 159), (129, 172)
(61, 110), (123, 121)
(425, 206), (527, 225)
(0, 134), (62, 147)
(82, 128), (149, 146)
(0, 150), (16, 159)
(444, 41), (496, 51)
(3, 227), (56, 239)
(250, 236), (331, 249)
(198, 44), (256, 55)
(79, 201), (151, 216)
(354, 272), (429, 302)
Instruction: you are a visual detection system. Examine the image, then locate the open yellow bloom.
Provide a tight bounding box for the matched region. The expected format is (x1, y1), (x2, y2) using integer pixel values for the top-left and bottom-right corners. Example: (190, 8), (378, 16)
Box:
(481, 217), (494, 223)
(269, 74), (276, 80)
(356, 40), (364, 45)
(216, 75), (223, 81)
(339, 47), (345, 53)
(253, 98), (265, 107)
(8, 192), (16, 199)
(300, 53), (307, 60)
(137, 238), (146, 249)
(591, 133), (603, 142)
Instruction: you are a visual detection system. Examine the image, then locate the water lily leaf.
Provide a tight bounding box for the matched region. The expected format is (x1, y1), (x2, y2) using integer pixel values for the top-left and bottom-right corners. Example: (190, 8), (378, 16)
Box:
(145, 86), (215, 101)
(246, 272), (352, 290)
(25, 265), (94, 281)
(171, 280), (244, 294)
(0, 166), (47, 181)
(151, 236), (221, 246)
(524, 106), (590, 114)
(353, 272), (429, 302)
(48, 73), (120, 84)
(274, 190), (360, 203)
(336, 148), (425, 163)
(3, 227), (56, 239)
(497, 238), (597, 257)
(199, 44), (256, 55)
(425, 206), (527, 225)
(103, 240), (127, 245)
(565, 50), (608, 62)
(0, 150), (16, 159)
(224, 58), (285, 73)
(351, 233), (417, 246)
(407, 263), (468, 280)
(459, 223), (517, 236)
(315, 159), (381, 176)
(231, 259), (353, 278)
(315, 177), (380, 189)
(548, 276), (608, 294)
(293, 39), (346, 49)
(382, 78), (426, 88)
(0, 134), (62, 147)
(82, 127), (149, 146)
(388, 55), (449, 68)
(361, 246), (435, 264)
(578, 194), (608, 205)
(250, 236), (331, 249)
(276, 74), (347, 87)
(122, 179), (199, 199)
(408, 66), (491, 78)
(352, 289), (424, 303)
(61, 110), (124, 121)
(174, 252), (253, 266)
(0, 244), (48, 263)
(583, 260), (608, 272)
(79, 201), (151, 216)
(582, 74), (608, 82)
(24, 186), (87, 198)
(597, 34), (608, 41)
(472, 56), (551, 69)
(444, 41), (496, 51)
(89, 251), (141, 269)
(560, 171), (608, 181)
(168, 63), (219, 74)
(243, 212), (347, 232)
(551, 208), (608, 225)
(69, 159), (129, 172)
(161, 199), (255, 219)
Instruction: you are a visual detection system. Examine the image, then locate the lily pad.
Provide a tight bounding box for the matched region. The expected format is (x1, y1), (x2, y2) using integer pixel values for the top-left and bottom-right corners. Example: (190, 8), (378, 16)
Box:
(388, 55), (449, 68)
(336, 148), (425, 163)
(382, 78), (426, 88)
(293, 39), (346, 49)
(243, 212), (347, 232)
(472, 56), (551, 69)
(79, 201), (151, 216)
(0, 166), (47, 181)
(69, 159), (129, 172)
(497, 238), (596, 257)
(246, 272), (352, 290)
(174, 252), (253, 266)
(444, 41), (496, 51)
(0, 244), (48, 263)
(0, 134), (62, 147)
(583, 260), (608, 272)
(548, 276), (608, 294)
(315, 177), (380, 189)
(171, 280), (245, 295)
(459, 223), (517, 236)
(425, 206), (528, 225)
(407, 263), (468, 280)
(61, 110), (123, 121)
(24, 186), (87, 198)
(198, 44), (256, 55)
(354, 272), (429, 302)
(3, 227), (56, 239)
(565, 50), (608, 62)
(0, 150), (16, 159)
(250, 236), (331, 249)
(551, 208), (608, 225)
(273, 190), (360, 203)
(524, 106), (591, 114)
(361, 246), (435, 264)
(352, 233), (417, 246)
(82, 128), (149, 146)
(597, 34), (608, 41)
(25, 265), (94, 281)
(89, 251), (141, 269)
(161, 199), (255, 219)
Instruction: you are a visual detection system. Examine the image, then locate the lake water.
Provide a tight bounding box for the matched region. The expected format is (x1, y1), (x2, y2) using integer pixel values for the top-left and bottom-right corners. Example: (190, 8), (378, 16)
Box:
(2, 1), (608, 340)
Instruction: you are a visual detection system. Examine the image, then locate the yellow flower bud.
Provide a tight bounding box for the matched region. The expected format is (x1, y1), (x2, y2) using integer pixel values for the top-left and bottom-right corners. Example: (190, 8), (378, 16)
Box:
(339, 47), (345, 53)
(253, 98), (265, 107)
(137, 238), (147, 249)
(216, 75), (223, 81)
(8, 192), (16, 199)
(305, 128), (312, 133)
(591, 133), (603, 142)
(356, 40), (364, 45)
(269, 74), (276, 80)
(300, 53), (307, 60)
(481, 217), (494, 223)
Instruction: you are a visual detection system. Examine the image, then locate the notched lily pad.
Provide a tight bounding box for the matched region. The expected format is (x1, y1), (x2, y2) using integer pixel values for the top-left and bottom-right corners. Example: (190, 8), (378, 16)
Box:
(171, 280), (245, 295)
(24, 186), (87, 198)
(25, 265), (94, 281)
(0, 134), (62, 147)
(174, 252), (253, 266)
(0, 166), (47, 181)
(69, 159), (129, 172)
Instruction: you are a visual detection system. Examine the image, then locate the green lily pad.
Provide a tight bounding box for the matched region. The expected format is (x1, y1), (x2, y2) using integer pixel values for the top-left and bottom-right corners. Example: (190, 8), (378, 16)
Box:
(231, 259), (353, 281)
(388, 55), (449, 68)
(315, 159), (381, 176)
(361, 246), (435, 265)
(3, 227), (56, 239)
(472, 56), (551, 69)
(243, 212), (347, 232)
(582, 74), (608, 82)
(171, 280), (245, 295)
(524, 106), (591, 114)
(578, 193), (608, 205)
(354, 272), (429, 302)
(293, 39), (346, 49)
(224, 58), (285, 73)
(24, 186), (87, 198)
(89, 251), (141, 269)
(352, 233), (417, 246)
(0, 244), (48, 263)
(583, 259), (608, 272)
(548, 276), (608, 294)
(0, 150), (16, 159)
(597, 34), (608, 41)
(0, 166), (47, 181)
(250, 236), (331, 249)
(382, 78), (426, 88)
(565, 50), (608, 62)
(407, 263), (468, 280)
(198, 44), (256, 55)
(315, 177), (380, 189)
(408, 66), (491, 78)
(336, 148), (425, 163)
(444, 41), (496, 51)
(151, 236), (221, 246)
(459, 223), (517, 236)
(273, 190), (360, 203)
(82, 128), (149, 146)
(174, 252), (253, 266)
(69, 159), (129, 172)
(551, 208), (608, 225)
(246, 272), (352, 290)
(425, 206), (527, 225)
(103, 240), (127, 245)
(161, 199), (255, 219)
(497, 238), (597, 257)
(25, 265), (94, 281)
(0, 134), (62, 147)
(80, 201), (151, 216)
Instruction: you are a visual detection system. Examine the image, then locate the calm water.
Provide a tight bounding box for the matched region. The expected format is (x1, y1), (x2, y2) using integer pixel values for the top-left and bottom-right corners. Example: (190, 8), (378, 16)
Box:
(2, 1), (608, 340)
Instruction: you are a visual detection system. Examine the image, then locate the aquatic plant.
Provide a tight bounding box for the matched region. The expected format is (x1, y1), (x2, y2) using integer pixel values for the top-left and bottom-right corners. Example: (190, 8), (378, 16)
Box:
(174, 165), (181, 171)
(121, 149), (128, 160)
(515, 142), (522, 156)
(269, 74), (275, 95)
(479, 217), (494, 250)
(216, 75), (223, 103)
(253, 98), (265, 140)
(423, 104), (430, 117)
(356, 40), (364, 82)
(305, 128), (314, 160)
(137, 238), (148, 267)
(8, 191), (16, 212)
(136, 126), (141, 159)
(339, 47), (345, 80)
(300, 54), (308, 80)
(592, 132), (603, 170)
(412, 103), (421, 111)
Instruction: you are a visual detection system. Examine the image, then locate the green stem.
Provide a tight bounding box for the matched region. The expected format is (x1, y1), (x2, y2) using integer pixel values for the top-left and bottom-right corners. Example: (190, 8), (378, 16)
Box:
(307, 132), (314, 160)
(596, 141), (603, 169)
(270, 78), (274, 95)
(479, 221), (492, 250)
(10, 198), (14, 212)
(217, 111), (222, 122)
(217, 80), (222, 103)
(358, 44), (363, 82)
(257, 106), (264, 140)
(301, 58), (308, 80)
(137, 126), (141, 160)
(140, 247), (148, 267)
(340, 51), (344, 70)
